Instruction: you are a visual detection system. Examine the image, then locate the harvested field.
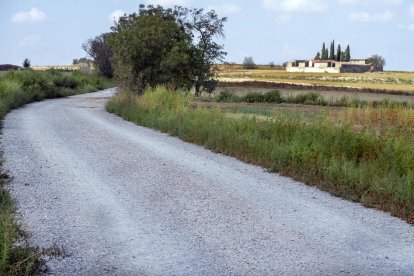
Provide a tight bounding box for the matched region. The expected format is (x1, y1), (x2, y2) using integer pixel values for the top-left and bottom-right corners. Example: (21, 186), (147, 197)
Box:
(217, 65), (414, 94)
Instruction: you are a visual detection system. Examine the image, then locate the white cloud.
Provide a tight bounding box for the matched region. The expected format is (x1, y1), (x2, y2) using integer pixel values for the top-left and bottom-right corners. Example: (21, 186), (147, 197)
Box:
(339, 0), (403, 5)
(263, 0), (328, 13)
(207, 4), (241, 15)
(19, 34), (42, 46)
(349, 10), (394, 22)
(11, 7), (47, 23)
(109, 9), (124, 22)
(145, 0), (190, 5)
(410, 5), (414, 17)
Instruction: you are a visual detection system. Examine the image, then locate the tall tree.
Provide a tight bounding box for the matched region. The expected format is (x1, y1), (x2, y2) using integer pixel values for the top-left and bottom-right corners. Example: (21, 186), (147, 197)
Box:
(321, 43), (327, 60)
(329, 40), (335, 60)
(344, 45), (351, 62)
(315, 51), (321, 60)
(177, 7), (227, 96)
(83, 33), (113, 78)
(336, 44), (341, 61)
(109, 5), (194, 93)
(22, 58), (30, 68)
(340, 51), (345, 61)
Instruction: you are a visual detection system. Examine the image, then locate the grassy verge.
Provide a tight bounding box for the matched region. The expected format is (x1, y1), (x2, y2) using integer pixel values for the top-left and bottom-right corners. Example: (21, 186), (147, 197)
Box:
(0, 69), (112, 274)
(107, 87), (414, 224)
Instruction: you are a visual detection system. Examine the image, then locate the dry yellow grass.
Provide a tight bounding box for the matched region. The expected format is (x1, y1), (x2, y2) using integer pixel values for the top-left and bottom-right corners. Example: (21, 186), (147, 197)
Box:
(217, 65), (414, 92)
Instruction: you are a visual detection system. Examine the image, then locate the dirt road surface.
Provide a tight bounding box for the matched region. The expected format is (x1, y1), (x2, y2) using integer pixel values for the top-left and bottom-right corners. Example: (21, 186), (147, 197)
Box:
(2, 89), (414, 275)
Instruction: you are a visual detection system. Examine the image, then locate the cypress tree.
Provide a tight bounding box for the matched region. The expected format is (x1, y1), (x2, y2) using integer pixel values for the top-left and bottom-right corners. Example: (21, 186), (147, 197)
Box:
(329, 40), (335, 60)
(345, 45), (351, 61)
(336, 44), (341, 61)
(321, 43), (327, 60)
(315, 52), (321, 60)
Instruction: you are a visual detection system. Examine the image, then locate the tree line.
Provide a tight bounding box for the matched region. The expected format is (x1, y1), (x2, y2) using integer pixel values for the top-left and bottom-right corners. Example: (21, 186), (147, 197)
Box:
(83, 5), (227, 96)
(314, 40), (351, 62)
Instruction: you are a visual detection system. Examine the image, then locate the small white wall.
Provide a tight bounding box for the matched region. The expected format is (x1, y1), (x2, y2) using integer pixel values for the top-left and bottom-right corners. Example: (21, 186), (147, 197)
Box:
(286, 67), (340, 73)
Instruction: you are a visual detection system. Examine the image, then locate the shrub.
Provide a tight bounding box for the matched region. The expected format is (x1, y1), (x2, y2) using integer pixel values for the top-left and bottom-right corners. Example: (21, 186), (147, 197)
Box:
(243, 57), (256, 69)
(263, 90), (282, 103)
(242, 92), (265, 103)
(216, 91), (241, 102)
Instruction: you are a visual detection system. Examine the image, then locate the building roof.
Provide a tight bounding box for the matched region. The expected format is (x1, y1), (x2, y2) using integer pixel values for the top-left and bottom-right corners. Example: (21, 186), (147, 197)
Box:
(311, 60), (336, 63)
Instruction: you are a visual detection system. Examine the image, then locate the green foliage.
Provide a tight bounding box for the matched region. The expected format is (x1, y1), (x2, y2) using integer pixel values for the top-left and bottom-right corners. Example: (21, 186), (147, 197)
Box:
(344, 45), (351, 62)
(263, 90), (283, 103)
(108, 5), (227, 95)
(22, 58), (30, 68)
(109, 6), (195, 94)
(336, 44), (342, 61)
(107, 87), (414, 223)
(216, 91), (240, 102)
(367, 54), (386, 72)
(317, 41), (349, 61)
(83, 33), (113, 78)
(216, 90), (282, 103)
(285, 92), (327, 105)
(321, 43), (328, 60)
(329, 40), (335, 60)
(242, 92), (265, 103)
(182, 7), (227, 96)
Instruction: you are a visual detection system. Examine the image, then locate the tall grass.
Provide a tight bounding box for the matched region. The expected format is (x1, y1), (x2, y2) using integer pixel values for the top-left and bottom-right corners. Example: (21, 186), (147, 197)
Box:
(107, 87), (414, 223)
(0, 69), (112, 274)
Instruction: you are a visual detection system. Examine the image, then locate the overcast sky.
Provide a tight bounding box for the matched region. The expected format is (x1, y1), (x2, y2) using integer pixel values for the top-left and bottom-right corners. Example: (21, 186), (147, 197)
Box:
(1, 0), (414, 70)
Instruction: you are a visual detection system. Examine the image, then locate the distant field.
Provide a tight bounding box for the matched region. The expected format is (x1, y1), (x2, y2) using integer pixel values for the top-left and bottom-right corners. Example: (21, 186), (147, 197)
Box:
(217, 65), (414, 93)
(32, 63), (94, 71)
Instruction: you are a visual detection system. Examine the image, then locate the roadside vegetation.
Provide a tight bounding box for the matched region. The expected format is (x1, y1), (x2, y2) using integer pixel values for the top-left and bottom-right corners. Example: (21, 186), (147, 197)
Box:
(108, 87), (414, 223)
(0, 69), (112, 274)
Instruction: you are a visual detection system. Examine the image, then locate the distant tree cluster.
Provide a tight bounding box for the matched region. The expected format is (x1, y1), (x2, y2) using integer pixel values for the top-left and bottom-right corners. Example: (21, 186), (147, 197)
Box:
(314, 40), (350, 62)
(72, 58), (94, 65)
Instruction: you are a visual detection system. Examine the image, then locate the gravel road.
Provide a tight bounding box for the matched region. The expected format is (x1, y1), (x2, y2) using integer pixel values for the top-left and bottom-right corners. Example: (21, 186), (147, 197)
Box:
(2, 89), (414, 275)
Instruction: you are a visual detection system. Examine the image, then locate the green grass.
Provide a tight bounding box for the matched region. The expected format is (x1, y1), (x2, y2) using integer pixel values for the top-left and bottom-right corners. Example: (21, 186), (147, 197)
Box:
(0, 69), (112, 274)
(107, 87), (414, 224)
